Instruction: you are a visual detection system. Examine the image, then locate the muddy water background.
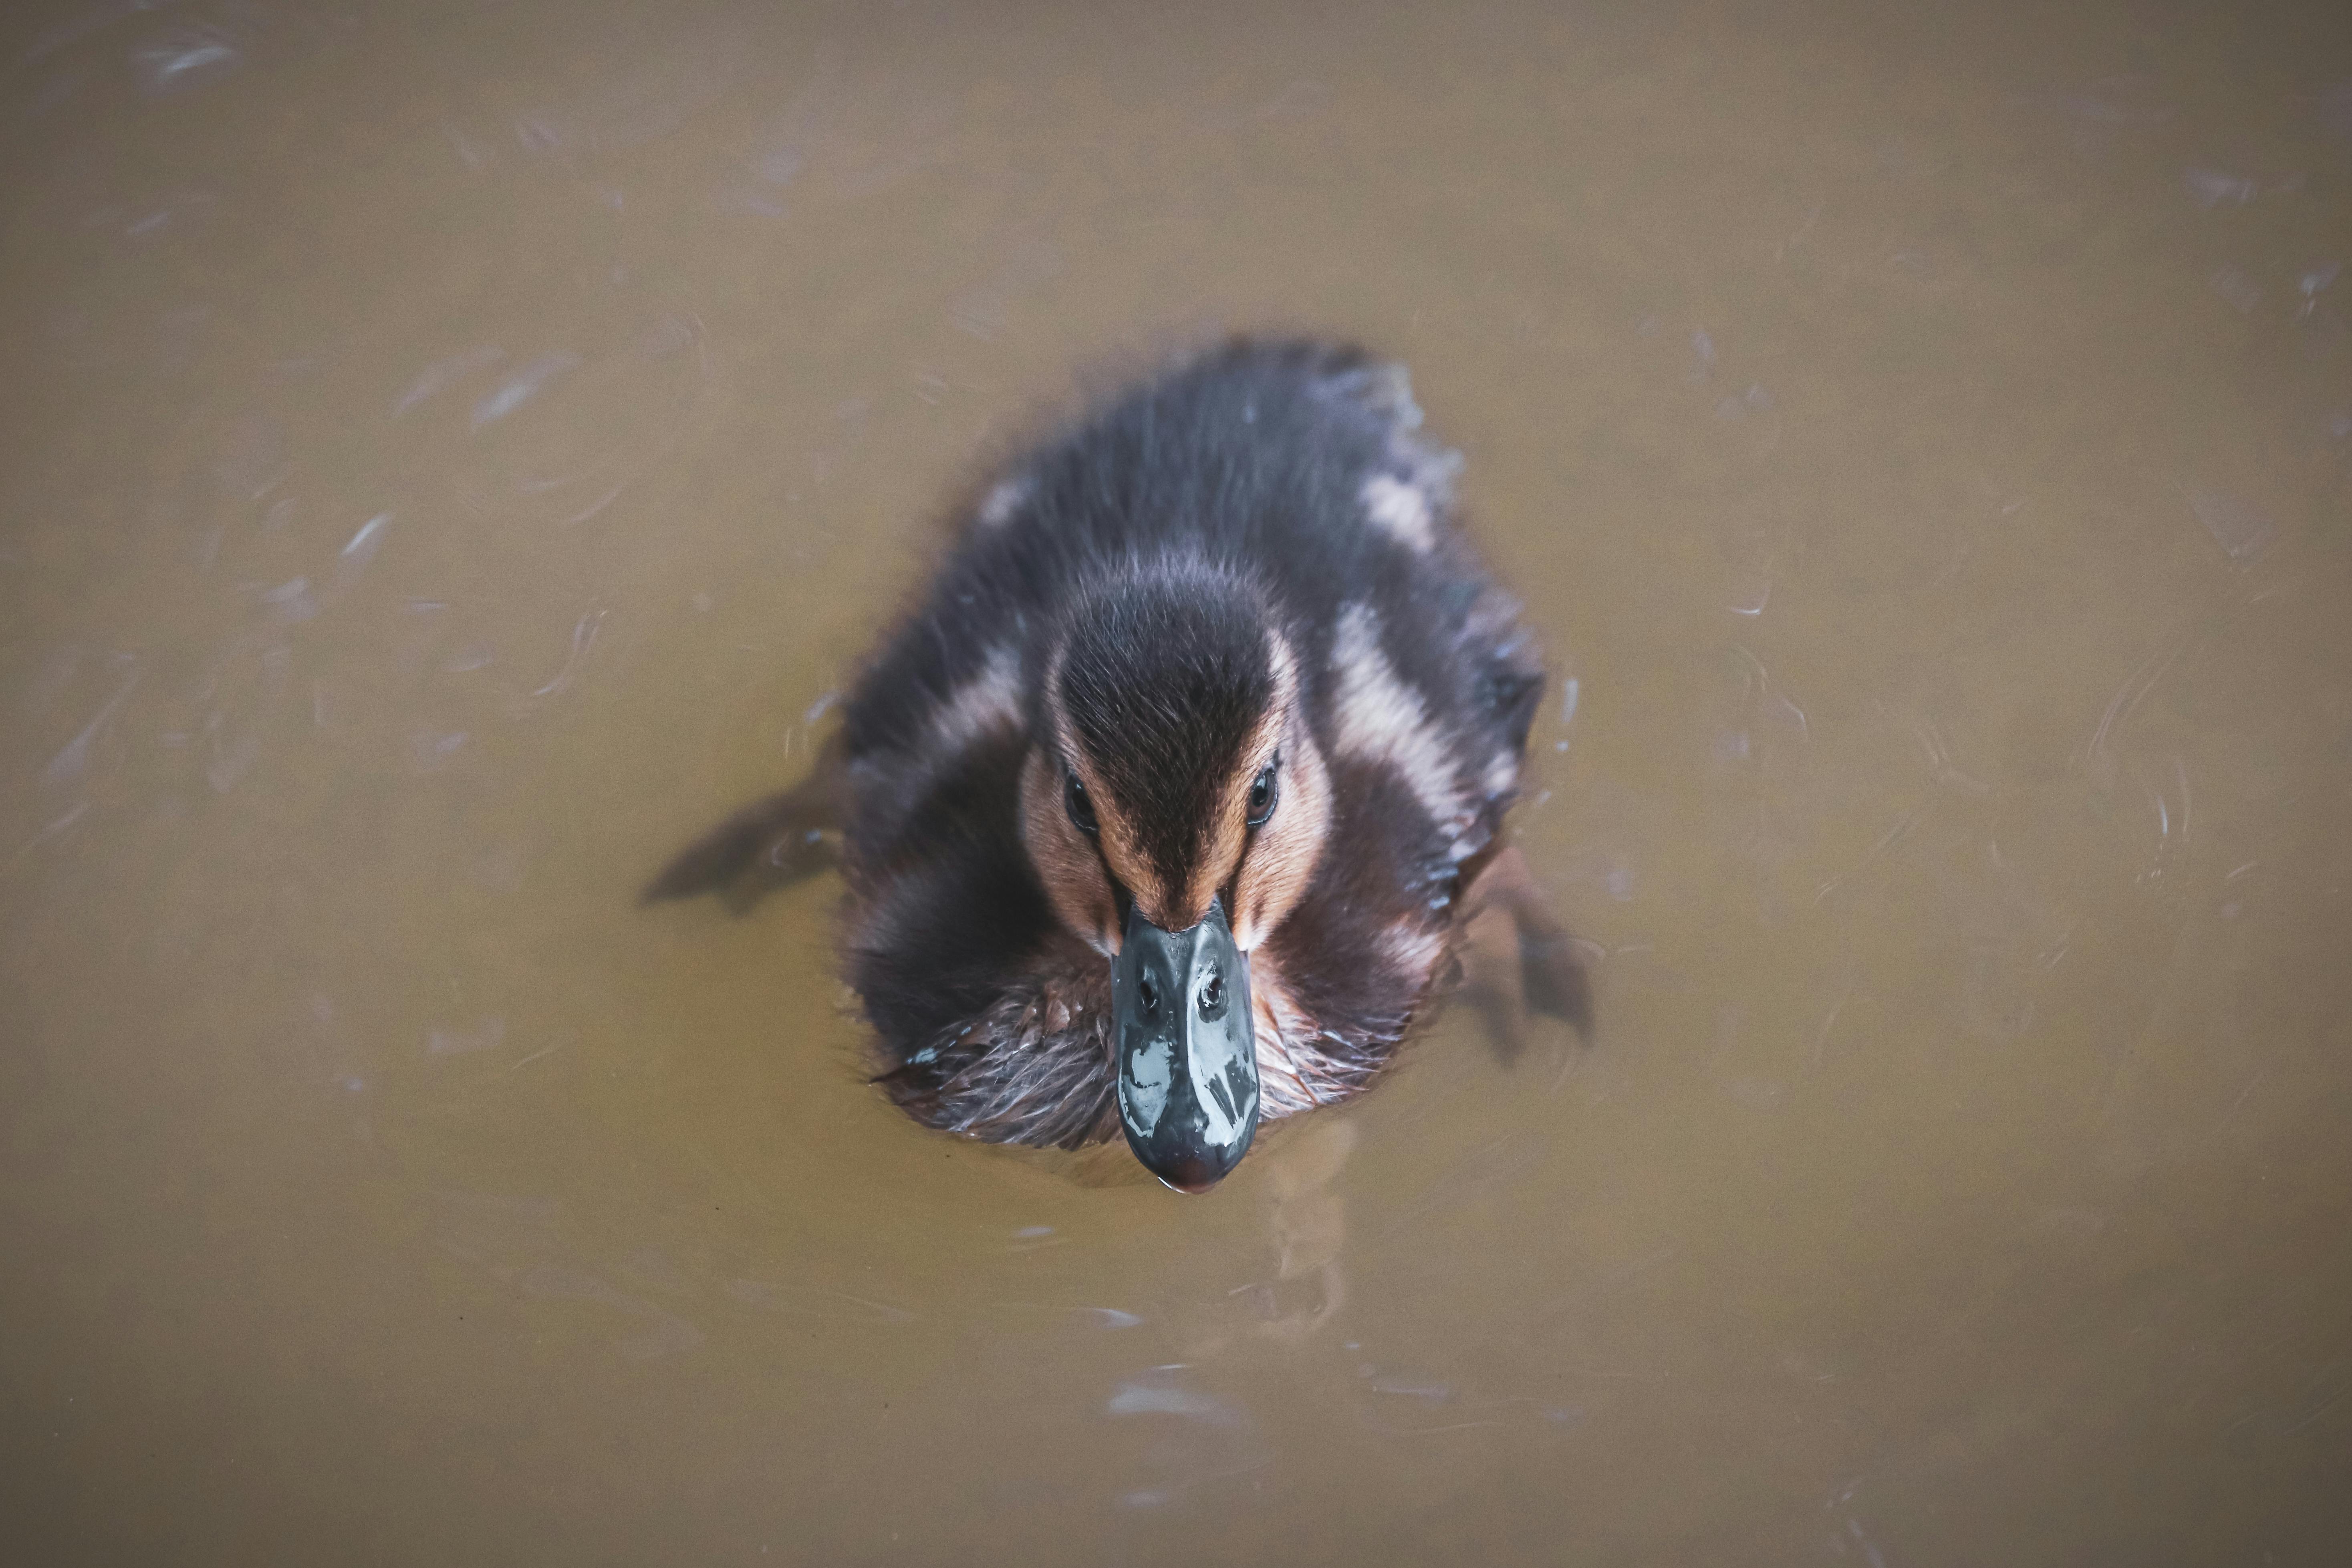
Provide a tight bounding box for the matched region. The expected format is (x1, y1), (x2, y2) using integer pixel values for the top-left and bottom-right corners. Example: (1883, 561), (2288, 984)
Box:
(5, 0), (2350, 1561)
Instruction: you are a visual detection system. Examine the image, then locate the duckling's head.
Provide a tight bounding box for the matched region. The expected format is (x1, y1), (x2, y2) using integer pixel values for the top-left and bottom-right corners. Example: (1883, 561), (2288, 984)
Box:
(1020, 562), (1333, 1191)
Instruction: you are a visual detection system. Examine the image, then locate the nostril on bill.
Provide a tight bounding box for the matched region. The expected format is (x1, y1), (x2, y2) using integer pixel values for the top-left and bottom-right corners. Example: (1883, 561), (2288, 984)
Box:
(1137, 974), (1159, 1016)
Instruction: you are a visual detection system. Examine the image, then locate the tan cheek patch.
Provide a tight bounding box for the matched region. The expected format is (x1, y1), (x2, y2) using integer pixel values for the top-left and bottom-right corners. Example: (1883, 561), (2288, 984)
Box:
(1233, 734), (1332, 949)
(1019, 749), (1119, 954)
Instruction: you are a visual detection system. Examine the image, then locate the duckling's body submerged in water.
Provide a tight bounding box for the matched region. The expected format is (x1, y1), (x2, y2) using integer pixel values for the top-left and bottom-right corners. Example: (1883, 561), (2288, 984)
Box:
(651, 340), (1580, 1190)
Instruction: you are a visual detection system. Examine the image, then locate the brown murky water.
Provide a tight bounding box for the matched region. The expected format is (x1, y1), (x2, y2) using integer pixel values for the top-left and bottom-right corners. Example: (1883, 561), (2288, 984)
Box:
(6, 0), (2350, 1561)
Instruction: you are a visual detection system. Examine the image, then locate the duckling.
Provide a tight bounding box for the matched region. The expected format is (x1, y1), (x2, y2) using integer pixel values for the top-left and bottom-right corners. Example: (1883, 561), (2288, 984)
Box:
(647, 338), (1584, 1191)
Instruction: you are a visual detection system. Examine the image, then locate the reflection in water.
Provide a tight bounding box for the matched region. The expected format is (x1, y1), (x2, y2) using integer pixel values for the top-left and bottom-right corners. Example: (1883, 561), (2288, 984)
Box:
(1179, 1117), (1359, 1355)
(4, 0), (2351, 1561)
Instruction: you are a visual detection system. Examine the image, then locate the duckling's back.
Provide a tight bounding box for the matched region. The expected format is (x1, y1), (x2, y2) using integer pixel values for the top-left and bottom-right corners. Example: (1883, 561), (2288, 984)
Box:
(845, 339), (1540, 780)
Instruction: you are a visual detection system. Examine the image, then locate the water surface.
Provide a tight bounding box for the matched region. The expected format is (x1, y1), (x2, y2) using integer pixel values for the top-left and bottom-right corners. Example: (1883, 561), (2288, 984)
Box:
(4, 1), (2350, 1562)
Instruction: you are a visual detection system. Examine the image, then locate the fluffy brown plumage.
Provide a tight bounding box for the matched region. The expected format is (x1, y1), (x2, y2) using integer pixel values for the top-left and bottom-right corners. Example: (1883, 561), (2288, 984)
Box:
(647, 338), (1585, 1169)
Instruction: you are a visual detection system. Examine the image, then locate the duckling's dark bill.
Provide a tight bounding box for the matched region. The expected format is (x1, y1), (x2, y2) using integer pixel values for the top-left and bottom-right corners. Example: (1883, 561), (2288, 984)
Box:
(1112, 899), (1260, 1192)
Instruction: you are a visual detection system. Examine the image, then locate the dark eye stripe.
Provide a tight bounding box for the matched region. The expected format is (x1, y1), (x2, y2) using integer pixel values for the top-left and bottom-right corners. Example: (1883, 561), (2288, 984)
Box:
(1245, 761), (1278, 828)
(1064, 769), (1098, 834)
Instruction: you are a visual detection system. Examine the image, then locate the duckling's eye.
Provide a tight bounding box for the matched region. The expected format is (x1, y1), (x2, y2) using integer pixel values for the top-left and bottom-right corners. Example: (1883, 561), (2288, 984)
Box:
(1245, 762), (1279, 828)
(1064, 770), (1098, 835)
